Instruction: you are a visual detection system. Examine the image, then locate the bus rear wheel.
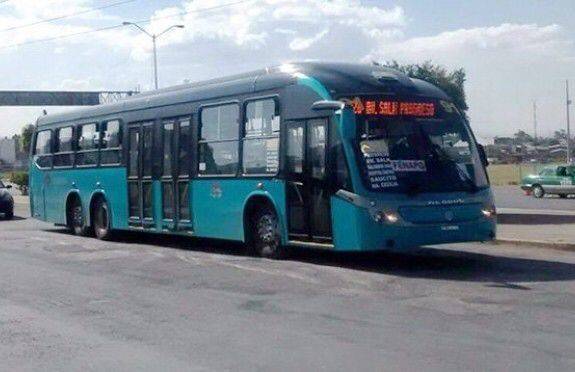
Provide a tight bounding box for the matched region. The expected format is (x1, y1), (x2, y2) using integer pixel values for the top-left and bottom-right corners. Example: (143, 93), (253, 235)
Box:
(250, 207), (286, 259)
(93, 198), (113, 241)
(67, 197), (91, 236)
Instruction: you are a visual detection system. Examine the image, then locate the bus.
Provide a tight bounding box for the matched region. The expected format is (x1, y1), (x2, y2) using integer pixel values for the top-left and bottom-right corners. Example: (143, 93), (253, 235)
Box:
(29, 62), (496, 259)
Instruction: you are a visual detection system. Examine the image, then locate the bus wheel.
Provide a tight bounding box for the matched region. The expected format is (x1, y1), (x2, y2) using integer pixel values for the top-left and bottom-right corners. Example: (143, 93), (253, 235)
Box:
(68, 197), (91, 236)
(251, 207), (286, 259)
(532, 185), (545, 198)
(93, 198), (113, 240)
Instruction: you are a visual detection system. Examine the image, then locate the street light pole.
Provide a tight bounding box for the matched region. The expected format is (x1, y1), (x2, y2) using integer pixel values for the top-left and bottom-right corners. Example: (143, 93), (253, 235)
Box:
(123, 22), (185, 90)
(567, 80), (572, 163)
(152, 35), (158, 90)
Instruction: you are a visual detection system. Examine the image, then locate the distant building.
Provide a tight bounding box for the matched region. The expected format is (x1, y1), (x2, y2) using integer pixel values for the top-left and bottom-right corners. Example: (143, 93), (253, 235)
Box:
(0, 137), (17, 165)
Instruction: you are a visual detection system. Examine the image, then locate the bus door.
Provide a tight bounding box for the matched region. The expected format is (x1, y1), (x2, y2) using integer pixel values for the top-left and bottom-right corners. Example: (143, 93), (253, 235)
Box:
(285, 118), (332, 242)
(127, 122), (155, 228)
(160, 117), (193, 231)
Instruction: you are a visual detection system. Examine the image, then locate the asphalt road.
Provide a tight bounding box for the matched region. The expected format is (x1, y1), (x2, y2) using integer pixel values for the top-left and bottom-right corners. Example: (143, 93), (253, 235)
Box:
(493, 185), (575, 211)
(0, 203), (574, 371)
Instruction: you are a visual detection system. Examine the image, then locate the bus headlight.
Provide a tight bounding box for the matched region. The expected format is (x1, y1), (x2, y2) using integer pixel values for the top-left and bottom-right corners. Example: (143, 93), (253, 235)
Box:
(373, 211), (399, 224)
(481, 206), (496, 218)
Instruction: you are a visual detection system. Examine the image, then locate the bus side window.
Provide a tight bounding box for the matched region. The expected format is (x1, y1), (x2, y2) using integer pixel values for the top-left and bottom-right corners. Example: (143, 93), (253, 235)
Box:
(100, 120), (122, 165)
(178, 117), (191, 177)
(34, 130), (53, 169)
(198, 104), (239, 175)
(53, 126), (73, 167)
(76, 123), (98, 167)
(242, 98), (280, 175)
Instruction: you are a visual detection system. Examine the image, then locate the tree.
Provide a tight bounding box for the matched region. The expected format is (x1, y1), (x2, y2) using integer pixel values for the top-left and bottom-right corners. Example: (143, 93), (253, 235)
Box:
(513, 130), (533, 144)
(554, 129), (567, 141)
(20, 124), (35, 154)
(376, 60), (468, 112)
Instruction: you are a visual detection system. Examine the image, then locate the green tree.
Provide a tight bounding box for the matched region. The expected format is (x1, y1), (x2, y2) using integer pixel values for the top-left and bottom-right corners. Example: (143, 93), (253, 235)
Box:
(20, 124), (35, 154)
(513, 130), (533, 144)
(376, 60), (468, 112)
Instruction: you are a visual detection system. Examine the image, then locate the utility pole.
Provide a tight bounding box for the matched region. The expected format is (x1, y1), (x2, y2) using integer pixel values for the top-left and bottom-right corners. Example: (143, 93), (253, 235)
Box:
(533, 100), (538, 141)
(567, 80), (572, 163)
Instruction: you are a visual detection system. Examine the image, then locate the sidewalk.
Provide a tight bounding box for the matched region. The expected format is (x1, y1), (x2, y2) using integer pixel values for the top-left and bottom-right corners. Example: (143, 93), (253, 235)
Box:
(496, 208), (575, 251)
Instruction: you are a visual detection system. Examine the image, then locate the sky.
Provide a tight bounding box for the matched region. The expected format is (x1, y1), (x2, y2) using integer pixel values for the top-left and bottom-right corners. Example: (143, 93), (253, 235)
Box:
(0, 0), (574, 142)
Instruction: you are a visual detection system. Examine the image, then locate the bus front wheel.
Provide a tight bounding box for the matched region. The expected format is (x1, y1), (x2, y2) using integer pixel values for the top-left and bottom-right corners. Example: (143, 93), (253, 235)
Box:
(93, 198), (113, 241)
(250, 207), (286, 259)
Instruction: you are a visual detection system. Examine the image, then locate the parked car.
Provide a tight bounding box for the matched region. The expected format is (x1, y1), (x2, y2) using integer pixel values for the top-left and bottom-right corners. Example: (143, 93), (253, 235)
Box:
(0, 181), (14, 219)
(521, 165), (575, 198)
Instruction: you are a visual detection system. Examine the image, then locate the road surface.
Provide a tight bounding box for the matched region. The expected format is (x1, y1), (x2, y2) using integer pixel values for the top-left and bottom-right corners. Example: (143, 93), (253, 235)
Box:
(493, 185), (575, 211)
(0, 202), (574, 371)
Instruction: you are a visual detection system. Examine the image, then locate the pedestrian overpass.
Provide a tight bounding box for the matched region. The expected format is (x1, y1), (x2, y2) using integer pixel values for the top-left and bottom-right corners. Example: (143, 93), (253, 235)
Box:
(0, 90), (137, 106)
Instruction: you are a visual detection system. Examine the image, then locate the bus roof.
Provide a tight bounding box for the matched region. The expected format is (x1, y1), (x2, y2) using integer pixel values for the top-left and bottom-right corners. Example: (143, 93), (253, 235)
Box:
(36, 62), (452, 127)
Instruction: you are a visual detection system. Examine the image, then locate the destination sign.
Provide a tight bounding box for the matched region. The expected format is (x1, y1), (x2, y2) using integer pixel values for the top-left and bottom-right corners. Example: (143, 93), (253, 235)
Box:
(349, 97), (435, 117)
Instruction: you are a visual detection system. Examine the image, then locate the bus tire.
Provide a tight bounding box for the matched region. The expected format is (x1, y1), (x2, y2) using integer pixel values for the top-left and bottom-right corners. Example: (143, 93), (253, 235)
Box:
(93, 197), (113, 241)
(67, 196), (91, 236)
(532, 185), (545, 198)
(250, 207), (286, 259)
(559, 194), (568, 199)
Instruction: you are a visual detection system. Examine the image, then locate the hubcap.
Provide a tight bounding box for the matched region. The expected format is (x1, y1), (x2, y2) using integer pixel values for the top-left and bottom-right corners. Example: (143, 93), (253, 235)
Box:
(534, 187), (543, 197)
(97, 205), (107, 231)
(73, 205), (83, 227)
(256, 214), (278, 255)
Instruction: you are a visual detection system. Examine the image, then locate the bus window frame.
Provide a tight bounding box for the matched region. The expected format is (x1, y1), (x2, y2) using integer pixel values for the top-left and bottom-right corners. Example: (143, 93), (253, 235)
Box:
(53, 125), (75, 169)
(75, 122), (100, 168)
(99, 118), (123, 167)
(33, 128), (54, 170)
(197, 100), (241, 178)
(240, 95), (281, 178)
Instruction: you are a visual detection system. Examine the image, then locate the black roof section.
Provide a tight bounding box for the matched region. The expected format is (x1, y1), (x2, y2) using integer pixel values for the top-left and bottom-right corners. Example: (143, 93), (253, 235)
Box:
(37, 62), (451, 127)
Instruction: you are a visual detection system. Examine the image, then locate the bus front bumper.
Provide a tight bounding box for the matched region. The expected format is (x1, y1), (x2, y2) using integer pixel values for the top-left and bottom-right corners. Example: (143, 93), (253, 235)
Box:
(331, 197), (497, 252)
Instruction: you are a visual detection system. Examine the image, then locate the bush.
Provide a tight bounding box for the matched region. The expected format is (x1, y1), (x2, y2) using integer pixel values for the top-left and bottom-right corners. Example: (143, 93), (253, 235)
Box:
(8, 171), (29, 195)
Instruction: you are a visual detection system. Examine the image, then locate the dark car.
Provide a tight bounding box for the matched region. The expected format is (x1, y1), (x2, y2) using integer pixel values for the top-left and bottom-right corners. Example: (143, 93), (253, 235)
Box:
(0, 181), (14, 219)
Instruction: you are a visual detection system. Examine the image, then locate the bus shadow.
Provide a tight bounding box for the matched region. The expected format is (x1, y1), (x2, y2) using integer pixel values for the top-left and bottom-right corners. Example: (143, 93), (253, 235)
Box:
(46, 228), (575, 285)
(289, 246), (575, 285)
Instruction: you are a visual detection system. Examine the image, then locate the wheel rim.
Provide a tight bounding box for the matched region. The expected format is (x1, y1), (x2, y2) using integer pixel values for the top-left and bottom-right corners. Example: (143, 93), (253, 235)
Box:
(256, 214), (278, 256)
(72, 205), (83, 228)
(534, 187), (543, 197)
(96, 204), (108, 233)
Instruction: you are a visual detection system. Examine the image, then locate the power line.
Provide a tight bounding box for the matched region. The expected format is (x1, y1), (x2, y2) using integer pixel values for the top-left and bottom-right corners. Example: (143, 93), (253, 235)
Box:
(0, 0), (141, 33)
(0, 0), (254, 50)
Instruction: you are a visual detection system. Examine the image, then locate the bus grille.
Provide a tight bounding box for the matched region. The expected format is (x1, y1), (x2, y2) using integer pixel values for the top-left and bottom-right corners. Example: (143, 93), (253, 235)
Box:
(398, 203), (483, 224)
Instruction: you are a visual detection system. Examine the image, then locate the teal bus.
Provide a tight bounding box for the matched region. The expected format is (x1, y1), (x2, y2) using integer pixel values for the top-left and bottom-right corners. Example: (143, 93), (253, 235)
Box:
(30, 62), (496, 258)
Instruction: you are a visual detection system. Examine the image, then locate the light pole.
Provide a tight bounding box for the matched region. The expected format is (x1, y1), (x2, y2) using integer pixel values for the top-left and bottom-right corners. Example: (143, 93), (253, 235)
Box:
(123, 22), (185, 90)
(567, 80), (572, 163)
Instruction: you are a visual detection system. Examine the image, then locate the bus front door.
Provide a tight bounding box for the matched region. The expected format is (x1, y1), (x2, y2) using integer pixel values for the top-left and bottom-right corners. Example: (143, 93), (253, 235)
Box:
(286, 119), (332, 243)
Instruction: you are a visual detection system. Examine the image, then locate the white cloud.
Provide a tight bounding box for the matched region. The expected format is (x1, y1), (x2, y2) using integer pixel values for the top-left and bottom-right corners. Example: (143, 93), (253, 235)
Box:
(367, 23), (573, 63)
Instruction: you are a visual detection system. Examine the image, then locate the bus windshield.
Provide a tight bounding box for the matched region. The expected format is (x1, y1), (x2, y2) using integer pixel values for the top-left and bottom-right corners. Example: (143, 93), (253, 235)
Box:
(356, 106), (488, 194)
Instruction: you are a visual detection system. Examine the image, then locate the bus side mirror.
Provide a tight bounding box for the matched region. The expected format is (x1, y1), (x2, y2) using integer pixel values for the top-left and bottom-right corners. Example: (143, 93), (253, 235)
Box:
(477, 143), (489, 167)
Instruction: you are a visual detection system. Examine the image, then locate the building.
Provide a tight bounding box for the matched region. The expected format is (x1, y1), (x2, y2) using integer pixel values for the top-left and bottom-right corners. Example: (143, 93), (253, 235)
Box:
(0, 137), (17, 166)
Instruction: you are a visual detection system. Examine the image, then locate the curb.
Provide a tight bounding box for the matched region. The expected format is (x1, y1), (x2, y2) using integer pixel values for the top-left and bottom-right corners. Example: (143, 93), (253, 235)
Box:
(494, 238), (575, 252)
